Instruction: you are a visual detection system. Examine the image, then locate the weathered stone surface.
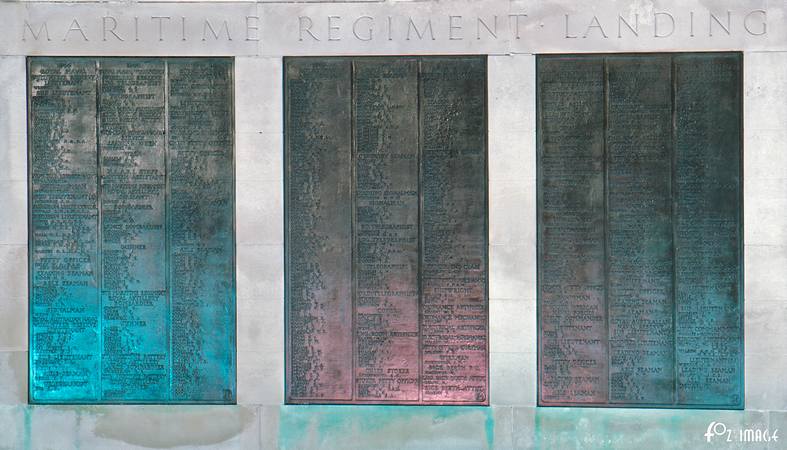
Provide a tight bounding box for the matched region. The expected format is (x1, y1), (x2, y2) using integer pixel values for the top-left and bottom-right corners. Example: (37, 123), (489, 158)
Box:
(0, 57), (26, 183)
(271, 405), (512, 450)
(0, 1), (778, 57)
(0, 404), (784, 449)
(526, 407), (770, 450)
(0, 352), (26, 405)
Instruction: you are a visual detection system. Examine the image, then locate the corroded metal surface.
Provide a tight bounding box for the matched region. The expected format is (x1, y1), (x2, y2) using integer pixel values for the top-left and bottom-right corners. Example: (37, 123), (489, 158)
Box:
(29, 57), (235, 404)
(537, 53), (743, 408)
(285, 56), (488, 405)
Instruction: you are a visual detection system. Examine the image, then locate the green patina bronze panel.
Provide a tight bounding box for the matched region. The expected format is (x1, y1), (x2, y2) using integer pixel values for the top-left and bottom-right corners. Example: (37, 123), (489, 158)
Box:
(538, 56), (608, 405)
(674, 54), (743, 407)
(606, 56), (675, 404)
(29, 57), (235, 404)
(29, 58), (101, 402)
(99, 58), (169, 401)
(285, 56), (488, 405)
(537, 53), (743, 409)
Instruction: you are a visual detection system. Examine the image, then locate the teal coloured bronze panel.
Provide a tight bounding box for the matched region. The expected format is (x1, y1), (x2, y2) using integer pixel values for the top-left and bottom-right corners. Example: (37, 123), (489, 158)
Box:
(29, 58), (101, 402)
(606, 56), (675, 405)
(674, 53), (743, 408)
(28, 57), (235, 404)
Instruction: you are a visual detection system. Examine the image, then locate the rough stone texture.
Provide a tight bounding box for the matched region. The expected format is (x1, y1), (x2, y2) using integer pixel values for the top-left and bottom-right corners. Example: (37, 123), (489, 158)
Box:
(2, 405), (780, 449)
(769, 411), (787, 450)
(743, 51), (787, 412)
(487, 54), (538, 414)
(0, 57), (26, 183)
(0, 298), (26, 351)
(270, 406), (514, 450)
(0, 0), (778, 57)
(525, 408), (771, 450)
(0, 352), (26, 405)
(0, 57), (27, 366)
(234, 55), (286, 410)
(0, 245), (27, 301)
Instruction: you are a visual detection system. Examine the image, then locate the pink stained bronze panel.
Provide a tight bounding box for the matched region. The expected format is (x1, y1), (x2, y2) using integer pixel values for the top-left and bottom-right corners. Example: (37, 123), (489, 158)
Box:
(419, 58), (488, 404)
(353, 58), (421, 402)
(285, 56), (488, 405)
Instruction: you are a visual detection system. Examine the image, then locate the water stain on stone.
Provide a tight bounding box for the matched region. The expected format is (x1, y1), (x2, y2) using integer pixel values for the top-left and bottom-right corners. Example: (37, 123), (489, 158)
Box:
(0, 352), (27, 404)
(91, 406), (255, 448)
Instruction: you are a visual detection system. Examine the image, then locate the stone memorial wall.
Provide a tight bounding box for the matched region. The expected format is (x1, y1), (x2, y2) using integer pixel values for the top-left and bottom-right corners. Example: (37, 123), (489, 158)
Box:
(0, 0), (780, 447)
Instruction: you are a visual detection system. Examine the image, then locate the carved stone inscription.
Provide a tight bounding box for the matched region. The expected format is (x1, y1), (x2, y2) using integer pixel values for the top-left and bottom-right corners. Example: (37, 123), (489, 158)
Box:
(29, 57), (235, 404)
(537, 53), (742, 408)
(286, 57), (488, 405)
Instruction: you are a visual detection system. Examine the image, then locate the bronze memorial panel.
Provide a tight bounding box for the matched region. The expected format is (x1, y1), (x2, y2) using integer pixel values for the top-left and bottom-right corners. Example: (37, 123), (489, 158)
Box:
(285, 56), (488, 405)
(537, 53), (743, 408)
(28, 57), (235, 403)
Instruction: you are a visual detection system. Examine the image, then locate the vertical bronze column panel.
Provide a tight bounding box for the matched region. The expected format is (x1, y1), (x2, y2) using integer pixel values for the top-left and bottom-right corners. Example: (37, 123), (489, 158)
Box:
(285, 56), (488, 405)
(98, 59), (168, 401)
(285, 59), (354, 402)
(353, 58), (420, 402)
(419, 58), (488, 404)
(537, 57), (608, 405)
(29, 57), (235, 404)
(605, 56), (675, 404)
(167, 58), (236, 402)
(537, 53), (743, 409)
(674, 54), (743, 407)
(29, 58), (100, 402)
